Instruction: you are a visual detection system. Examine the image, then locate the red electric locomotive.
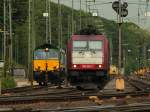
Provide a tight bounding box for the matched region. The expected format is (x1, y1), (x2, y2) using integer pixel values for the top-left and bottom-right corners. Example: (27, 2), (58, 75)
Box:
(66, 27), (110, 89)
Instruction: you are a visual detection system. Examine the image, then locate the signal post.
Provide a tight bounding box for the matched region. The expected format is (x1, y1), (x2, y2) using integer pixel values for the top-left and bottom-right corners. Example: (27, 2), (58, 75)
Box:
(112, 0), (128, 75)
(112, 0), (128, 91)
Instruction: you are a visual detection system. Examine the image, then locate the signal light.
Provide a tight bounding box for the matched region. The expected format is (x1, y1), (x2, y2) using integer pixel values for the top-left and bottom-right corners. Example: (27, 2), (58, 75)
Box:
(112, 1), (128, 17)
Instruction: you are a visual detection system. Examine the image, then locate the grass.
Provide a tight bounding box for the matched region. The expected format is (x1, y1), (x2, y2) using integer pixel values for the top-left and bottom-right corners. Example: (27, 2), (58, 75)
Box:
(1, 76), (16, 89)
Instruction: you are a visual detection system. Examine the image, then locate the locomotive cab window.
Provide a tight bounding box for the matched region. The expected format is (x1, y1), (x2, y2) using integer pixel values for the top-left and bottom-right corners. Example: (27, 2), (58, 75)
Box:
(34, 49), (58, 60)
(73, 40), (102, 50)
(73, 41), (87, 50)
(47, 50), (59, 59)
(34, 50), (46, 59)
(89, 41), (102, 50)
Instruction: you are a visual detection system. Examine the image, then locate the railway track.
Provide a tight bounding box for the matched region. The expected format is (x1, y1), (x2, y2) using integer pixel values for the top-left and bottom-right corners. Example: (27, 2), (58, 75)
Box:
(3, 76), (148, 95)
(0, 77), (149, 106)
(126, 77), (150, 92)
(0, 88), (149, 105)
(0, 89), (96, 104)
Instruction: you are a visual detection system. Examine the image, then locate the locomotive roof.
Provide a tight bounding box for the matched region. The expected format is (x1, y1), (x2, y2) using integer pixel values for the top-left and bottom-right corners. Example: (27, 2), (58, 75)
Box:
(75, 25), (102, 35)
(71, 35), (108, 41)
(35, 43), (58, 50)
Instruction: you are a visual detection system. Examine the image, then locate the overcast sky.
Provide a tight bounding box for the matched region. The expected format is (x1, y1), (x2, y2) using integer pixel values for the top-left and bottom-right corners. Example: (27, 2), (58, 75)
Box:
(51, 0), (150, 29)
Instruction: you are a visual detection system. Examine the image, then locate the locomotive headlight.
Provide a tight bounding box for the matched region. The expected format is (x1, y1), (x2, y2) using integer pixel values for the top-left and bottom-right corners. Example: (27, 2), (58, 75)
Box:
(56, 65), (59, 69)
(73, 64), (77, 68)
(98, 64), (102, 68)
(45, 48), (49, 52)
(36, 66), (41, 71)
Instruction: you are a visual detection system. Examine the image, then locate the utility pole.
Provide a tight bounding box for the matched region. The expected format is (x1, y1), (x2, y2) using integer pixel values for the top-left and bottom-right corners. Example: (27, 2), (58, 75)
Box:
(58, 0), (62, 86)
(118, 0), (122, 75)
(85, 0), (88, 26)
(28, 0), (31, 86)
(28, 0), (34, 86)
(79, 0), (82, 30)
(58, 0), (60, 49)
(3, 0), (6, 76)
(3, 0), (13, 76)
(145, 0), (149, 25)
(122, 44), (128, 74)
(28, 0), (31, 77)
(71, 0), (74, 34)
(123, 48), (125, 74)
(68, 15), (71, 38)
(109, 38), (113, 65)
(15, 37), (18, 65)
(32, 0), (35, 50)
(136, 45), (141, 70)
(58, 0), (62, 48)
(48, 0), (52, 44)
(8, 0), (13, 75)
(138, 0), (140, 25)
(143, 45), (146, 67)
(46, 0), (48, 43)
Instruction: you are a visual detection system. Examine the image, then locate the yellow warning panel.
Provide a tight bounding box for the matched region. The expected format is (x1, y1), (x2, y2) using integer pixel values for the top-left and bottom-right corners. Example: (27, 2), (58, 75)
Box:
(115, 78), (125, 91)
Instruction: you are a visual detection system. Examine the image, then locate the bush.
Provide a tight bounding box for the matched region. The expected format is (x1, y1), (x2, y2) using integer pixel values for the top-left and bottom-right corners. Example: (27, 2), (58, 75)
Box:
(1, 76), (16, 89)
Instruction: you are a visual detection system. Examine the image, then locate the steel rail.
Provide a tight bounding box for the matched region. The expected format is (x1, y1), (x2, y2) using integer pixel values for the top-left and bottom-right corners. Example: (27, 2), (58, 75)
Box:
(1, 87), (81, 97)
(0, 108), (32, 112)
(1, 85), (42, 94)
(32, 102), (150, 112)
(1, 103), (150, 112)
(1, 84), (66, 94)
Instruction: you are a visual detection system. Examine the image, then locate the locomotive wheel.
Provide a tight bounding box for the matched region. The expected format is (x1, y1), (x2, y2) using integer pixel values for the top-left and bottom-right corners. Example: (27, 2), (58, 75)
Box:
(39, 82), (47, 86)
(39, 82), (43, 86)
(97, 85), (103, 89)
(44, 82), (48, 86)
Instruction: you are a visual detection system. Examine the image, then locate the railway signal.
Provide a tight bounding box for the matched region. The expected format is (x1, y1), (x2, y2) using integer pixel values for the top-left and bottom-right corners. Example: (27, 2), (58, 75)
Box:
(112, 1), (128, 17)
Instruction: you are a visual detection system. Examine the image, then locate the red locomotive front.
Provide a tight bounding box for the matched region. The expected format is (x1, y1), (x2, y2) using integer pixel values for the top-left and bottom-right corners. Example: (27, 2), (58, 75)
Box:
(67, 32), (109, 88)
(67, 35), (109, 70)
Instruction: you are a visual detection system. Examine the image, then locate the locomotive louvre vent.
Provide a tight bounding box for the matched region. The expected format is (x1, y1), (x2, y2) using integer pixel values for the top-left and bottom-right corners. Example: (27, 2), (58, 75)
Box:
(84, 52), (92, 58)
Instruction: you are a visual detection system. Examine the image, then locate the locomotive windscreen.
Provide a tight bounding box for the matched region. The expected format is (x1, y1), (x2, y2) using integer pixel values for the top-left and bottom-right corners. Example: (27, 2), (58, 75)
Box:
(89, 41), (102, 50)
(73, 41), (102, 50)
(34, 49), (58, 60)
(72, 40), (103, 64)
(73, 41), (87, 50)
